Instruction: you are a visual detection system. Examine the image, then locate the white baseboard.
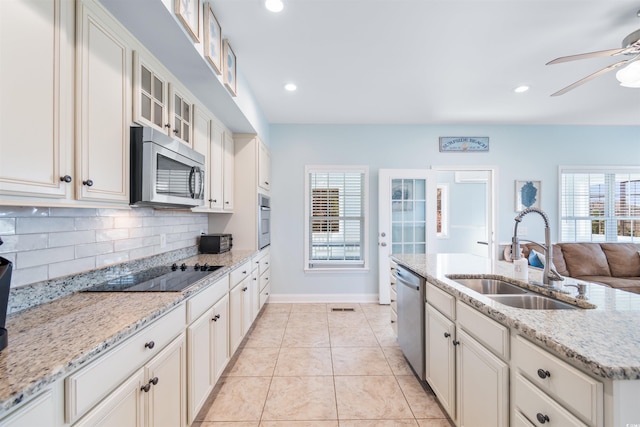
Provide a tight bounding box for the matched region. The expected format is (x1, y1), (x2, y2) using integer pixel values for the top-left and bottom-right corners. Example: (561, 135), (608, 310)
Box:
(267, 293), (379, 304)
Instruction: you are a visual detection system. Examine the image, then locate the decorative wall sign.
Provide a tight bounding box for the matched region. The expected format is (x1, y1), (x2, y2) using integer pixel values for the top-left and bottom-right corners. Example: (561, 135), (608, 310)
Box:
(439, 137), (489, 152)
(515, 180), (541, 212)
(223, 39), (237, 96)
(175, 0), (201, 43)
(204, 2), (222, 75)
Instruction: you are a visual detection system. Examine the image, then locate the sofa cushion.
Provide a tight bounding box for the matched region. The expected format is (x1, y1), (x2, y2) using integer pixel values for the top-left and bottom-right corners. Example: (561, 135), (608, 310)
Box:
(575, 276), (640, 295)
(560, 243), (611, 278)
(599, 243), (640, 277)
(521, 243), (570, 277)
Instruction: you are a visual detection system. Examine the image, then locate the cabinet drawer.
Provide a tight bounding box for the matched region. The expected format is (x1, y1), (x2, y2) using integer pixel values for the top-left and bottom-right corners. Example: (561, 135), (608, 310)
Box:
(65, 304), (186, 423)
(230, 261), (251, 287)
(514, 374), (588, 427)
(457, 301), (508, 359)
(259, 283), (270, 309)
(259, 269), (270, 292)
(186, 274), (229, 324)
(513, 335), (602, 426)
(259, 253), (270, 276)
(426, 282), (455, 320)
(390, 286), (397, 312)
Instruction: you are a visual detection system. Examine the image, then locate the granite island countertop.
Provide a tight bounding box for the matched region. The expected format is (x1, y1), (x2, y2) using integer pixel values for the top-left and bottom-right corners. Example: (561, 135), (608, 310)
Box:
(0, 250), (256, 414)
(392, 253), (640, 381)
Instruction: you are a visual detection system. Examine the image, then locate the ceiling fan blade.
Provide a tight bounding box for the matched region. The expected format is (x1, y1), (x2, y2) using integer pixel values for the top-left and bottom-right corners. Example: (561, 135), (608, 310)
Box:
(546, 47), (629, 65)
(550, 58), (634, 96)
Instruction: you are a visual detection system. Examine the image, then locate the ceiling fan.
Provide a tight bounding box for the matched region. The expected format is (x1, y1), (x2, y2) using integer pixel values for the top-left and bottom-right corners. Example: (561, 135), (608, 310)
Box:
(547, 27), (640, 96)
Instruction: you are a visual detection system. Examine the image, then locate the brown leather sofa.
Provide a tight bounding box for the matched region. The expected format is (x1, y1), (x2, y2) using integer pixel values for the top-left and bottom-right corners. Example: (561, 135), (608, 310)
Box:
(521, 242), (640, 295)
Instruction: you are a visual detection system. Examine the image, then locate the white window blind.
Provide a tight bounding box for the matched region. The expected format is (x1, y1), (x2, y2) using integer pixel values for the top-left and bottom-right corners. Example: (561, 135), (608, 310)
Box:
(305, 166), (368, 270)
(560, 168), (640, 242)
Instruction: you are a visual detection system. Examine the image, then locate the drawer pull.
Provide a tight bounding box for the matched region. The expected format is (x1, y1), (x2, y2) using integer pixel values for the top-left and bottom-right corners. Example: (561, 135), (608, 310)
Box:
(242, 287), (248, 292)
(212, 314), (220, 322)
(144, 341), (155, 350)
(444, 332), (451, 338)
(391, 299), (396, 303)
(390, 319), (396, 323)
(452, 340), (460, 346)
(536, 413), (550, 424)
(537, 369), (551, 379)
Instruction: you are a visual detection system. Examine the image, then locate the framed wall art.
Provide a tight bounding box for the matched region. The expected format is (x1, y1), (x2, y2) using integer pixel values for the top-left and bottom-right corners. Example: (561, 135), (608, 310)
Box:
(515, 180), (541, 212)
(175, 0), (201, 43)
(204, 2), (222, 75)
(223, 39), (237, 96)
(439, 137), (489, 152)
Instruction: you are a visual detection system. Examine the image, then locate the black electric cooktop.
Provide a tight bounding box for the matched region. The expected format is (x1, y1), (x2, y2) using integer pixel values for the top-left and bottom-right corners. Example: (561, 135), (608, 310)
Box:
(85, 263), (224, 292)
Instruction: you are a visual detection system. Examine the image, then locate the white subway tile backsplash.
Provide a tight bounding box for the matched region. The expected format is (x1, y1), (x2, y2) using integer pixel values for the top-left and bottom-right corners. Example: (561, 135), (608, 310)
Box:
(0, 205), (208, 288)
(18, 246), (75, 269)
(49, 256), (96, 279)
(49, 230), (95, 248)
(16, 217), (75, 234)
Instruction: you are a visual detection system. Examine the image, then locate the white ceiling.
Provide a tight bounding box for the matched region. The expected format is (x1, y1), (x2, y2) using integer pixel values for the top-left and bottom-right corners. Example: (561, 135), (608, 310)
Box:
(208, 0), (640, 126)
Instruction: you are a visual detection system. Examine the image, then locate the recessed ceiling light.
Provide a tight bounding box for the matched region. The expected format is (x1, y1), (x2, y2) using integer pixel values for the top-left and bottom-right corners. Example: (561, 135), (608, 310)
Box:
(514, 85), (530, 93)
(284, 83), (297, 92)
(265, 0), (284, 12)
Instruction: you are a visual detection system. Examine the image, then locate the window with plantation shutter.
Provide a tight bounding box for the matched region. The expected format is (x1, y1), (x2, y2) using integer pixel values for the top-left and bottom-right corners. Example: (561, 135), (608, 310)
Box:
(304, 166), (369, 270)
(560, 167), (640, 242)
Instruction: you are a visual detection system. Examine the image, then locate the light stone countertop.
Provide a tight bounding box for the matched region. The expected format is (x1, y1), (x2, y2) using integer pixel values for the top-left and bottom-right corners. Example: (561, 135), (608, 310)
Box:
(0, 250), (256, 414)
(391, 253), (640, 381)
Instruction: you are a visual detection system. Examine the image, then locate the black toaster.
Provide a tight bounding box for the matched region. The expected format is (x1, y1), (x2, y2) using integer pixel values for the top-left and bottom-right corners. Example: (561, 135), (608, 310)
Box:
(199, 234), (233, 254)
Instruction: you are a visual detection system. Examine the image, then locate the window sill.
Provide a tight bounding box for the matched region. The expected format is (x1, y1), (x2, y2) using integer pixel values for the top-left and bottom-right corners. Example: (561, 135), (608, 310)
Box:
(304, 267), (370, 274)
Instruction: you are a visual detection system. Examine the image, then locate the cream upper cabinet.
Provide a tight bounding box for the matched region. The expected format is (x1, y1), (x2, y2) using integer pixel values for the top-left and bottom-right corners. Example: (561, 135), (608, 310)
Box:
(0, 0), (74, 200)
(169, 84), (193, 147)
(76, 0), (131, 203)
(133, 52), (193, 147)
(223, 132), (235, 211)
(208, 123), (225, 210)
(133, 51), (169, 134)
(258, 139), (271, 192)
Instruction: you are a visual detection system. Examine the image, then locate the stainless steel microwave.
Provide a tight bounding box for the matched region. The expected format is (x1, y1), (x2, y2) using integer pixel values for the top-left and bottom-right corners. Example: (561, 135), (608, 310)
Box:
(130, 126), (205, 208)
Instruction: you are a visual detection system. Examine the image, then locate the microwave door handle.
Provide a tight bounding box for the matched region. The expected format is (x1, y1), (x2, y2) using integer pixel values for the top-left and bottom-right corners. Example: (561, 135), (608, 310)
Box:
(196, 167), (204, 199)
(188, 167), (195, 198)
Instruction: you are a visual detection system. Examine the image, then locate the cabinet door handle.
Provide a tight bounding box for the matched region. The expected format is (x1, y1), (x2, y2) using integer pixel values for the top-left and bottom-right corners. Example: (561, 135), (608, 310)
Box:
(537, 369), (551, 379)
(141, 383), (151, 393)
(150, 377), (159, 386)
(173, 129), (179, 135)
(145, 341), (155, 349)
(452, 340), (460, 346)
(164, 123), (171, 129)
(242, 287), (248, 292)
(60, 175), (72, 183)
(443, 332), (451, 338)
(536, 413), (550, 424)
(83, 179), (94, 187)
(212, 314), (220, 321)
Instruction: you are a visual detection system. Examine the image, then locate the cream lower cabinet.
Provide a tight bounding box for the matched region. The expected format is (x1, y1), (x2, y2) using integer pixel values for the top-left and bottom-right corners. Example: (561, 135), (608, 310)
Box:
(0, 387), (62, 427)
(424, 282), (509, 427)
(390, 260), (398, 336)
(74, 333), (187, 427)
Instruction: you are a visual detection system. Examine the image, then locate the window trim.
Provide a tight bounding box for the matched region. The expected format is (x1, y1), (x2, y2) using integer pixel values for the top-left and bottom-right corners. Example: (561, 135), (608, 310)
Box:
(559, 165), (640, 243)
(304, 165), (369, 272)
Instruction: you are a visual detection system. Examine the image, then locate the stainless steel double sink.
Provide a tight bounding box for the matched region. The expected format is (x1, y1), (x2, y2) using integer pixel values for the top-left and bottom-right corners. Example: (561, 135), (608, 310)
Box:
(449, 277), (579, 310)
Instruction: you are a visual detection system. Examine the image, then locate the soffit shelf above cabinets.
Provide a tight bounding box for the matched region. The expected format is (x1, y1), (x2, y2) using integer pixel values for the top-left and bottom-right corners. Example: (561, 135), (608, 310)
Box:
(99, 0), (255, 134)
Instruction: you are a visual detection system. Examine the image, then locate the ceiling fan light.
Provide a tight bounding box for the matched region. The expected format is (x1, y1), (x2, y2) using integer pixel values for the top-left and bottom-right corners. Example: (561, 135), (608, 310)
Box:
(265, 0), (284, 12)
(615, 61), (640, 87)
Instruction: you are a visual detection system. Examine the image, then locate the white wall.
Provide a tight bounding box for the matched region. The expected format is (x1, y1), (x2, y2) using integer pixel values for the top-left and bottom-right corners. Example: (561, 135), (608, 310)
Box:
(269, 124), (640, 298)
(0, 207), (208, 288)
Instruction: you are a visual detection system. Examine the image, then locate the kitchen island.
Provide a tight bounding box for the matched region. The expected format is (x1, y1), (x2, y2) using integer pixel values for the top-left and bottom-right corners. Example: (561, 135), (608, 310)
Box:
(392, 253), (640, 427)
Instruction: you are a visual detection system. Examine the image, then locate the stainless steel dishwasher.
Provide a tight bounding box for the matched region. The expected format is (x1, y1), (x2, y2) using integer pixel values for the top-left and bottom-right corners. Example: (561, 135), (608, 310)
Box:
(395, 264), (425, 380)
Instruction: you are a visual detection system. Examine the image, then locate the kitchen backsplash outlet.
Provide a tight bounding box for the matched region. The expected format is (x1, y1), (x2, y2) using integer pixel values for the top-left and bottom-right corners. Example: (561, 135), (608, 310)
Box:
(0, 206), (208, 288)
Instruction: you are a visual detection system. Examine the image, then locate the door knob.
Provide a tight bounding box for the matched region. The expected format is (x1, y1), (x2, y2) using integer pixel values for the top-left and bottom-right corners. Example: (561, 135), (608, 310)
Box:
(380, 242), (387, 247)
(381, 232), (386, 237)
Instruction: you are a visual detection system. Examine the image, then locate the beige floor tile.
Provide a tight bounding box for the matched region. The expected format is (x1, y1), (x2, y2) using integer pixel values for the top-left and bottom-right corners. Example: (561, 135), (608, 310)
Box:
(416, 419), (453, 427)
(382, 347), (415, 376)
(329, 326), (379, 347)
(331, 347), (392, 376)
(365, 310), (394, 327)
(198, 422), (260, 427)
(201, 376), (271, 422)
(396, 376), (445, 419)
(243, 325), (286, 348)
(334, 376), (413, 420)
(371, 324), (399, 347)
(255, 313), (290, 328)
(288, 311), (328, 324)
(339, 421), (418, 427)
(290, 303), (327, 313)
(262, 376), (337, 420)
(274, 347), (333, 376)
(260, 421), (339, 427)
(224, 347), (280, 377)
(262, 303), (293, 313)
(327, 312), (370, 328)
(282, 325), (330, 347)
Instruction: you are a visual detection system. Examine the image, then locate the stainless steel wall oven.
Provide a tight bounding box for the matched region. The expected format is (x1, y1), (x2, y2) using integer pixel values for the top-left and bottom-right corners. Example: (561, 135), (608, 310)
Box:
(258, 193), (271, 249)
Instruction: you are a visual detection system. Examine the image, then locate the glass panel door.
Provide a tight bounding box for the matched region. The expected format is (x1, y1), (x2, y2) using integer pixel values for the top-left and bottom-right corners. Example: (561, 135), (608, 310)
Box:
(391, 178), (427, 255)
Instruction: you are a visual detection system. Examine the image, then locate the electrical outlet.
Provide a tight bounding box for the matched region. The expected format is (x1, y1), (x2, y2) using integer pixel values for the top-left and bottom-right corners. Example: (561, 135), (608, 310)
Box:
(160, 234), (166, 248)
(517, 226), (527, 236)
